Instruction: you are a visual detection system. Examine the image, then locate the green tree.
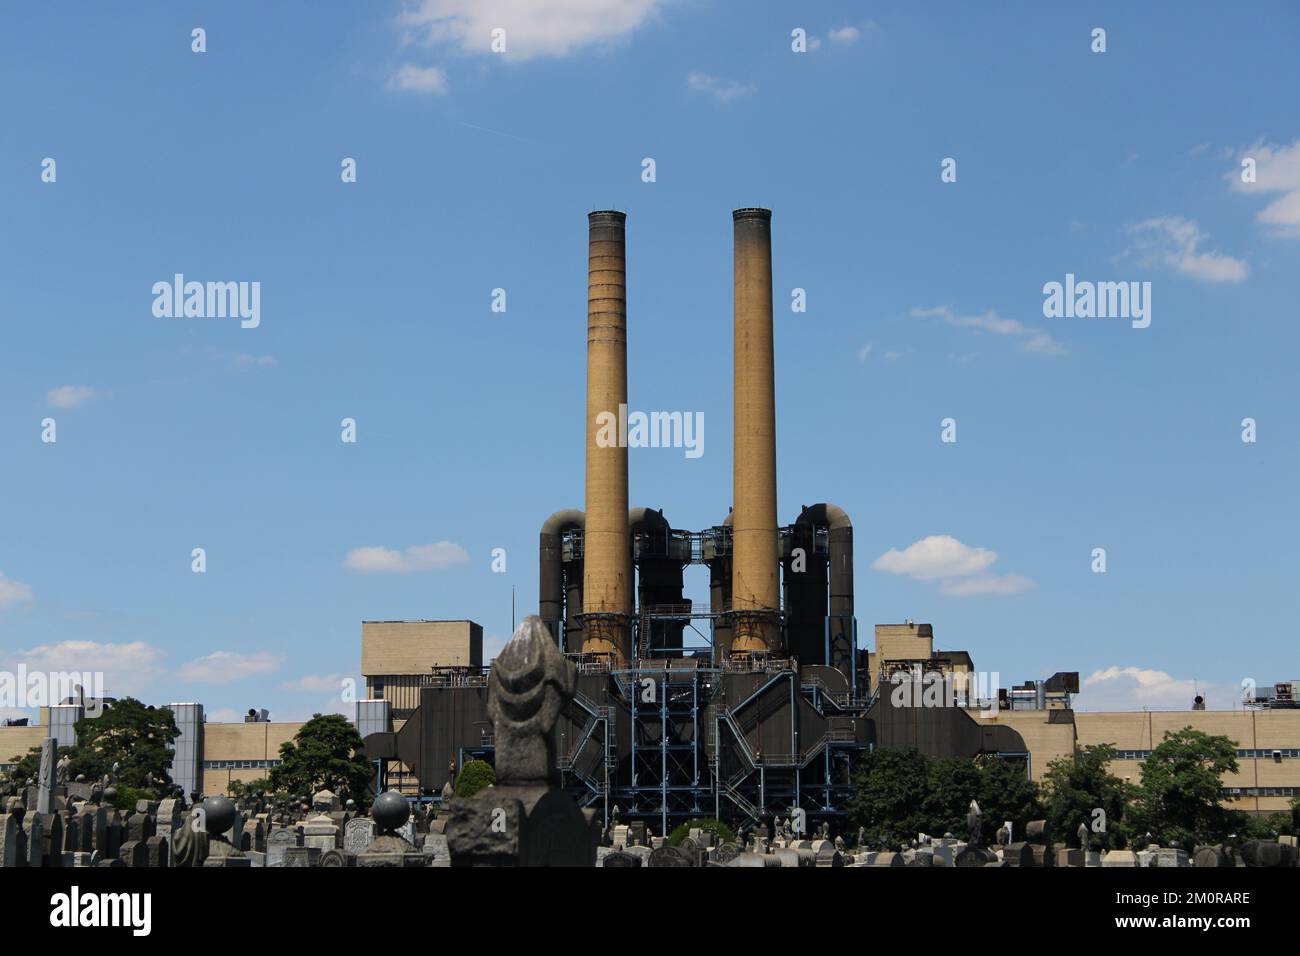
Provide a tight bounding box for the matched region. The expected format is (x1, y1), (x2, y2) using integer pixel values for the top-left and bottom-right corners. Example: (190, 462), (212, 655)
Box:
(453, 759), (496, 799)
(268, 714), (374, 809)
(1134, 727), (1239, 850)
(921, 756), (984, 835)
(65, 698), (180, 793)
(847, 747), (933, 849)
(666, 817), (735, 847)
(972, 755), (1044, 838)
(3, 744), (50, 788)
(226, 777), (271, 801)
(1041, 744), (1136, 849)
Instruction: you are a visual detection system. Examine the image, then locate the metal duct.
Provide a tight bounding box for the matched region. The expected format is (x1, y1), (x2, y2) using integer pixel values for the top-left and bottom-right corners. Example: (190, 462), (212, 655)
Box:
(795, 503), (854, 676)
(730, 208), (781, 655)
(630, 507), (685, 656)
(539, 508), (584, 649)
(708, 511), (734, 662)
(582, 210), (633, 665)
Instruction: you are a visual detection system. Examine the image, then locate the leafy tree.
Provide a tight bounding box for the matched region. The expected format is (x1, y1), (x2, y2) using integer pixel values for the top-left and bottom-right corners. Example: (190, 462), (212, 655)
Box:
(666, 817), (735, 847)
(920, 756), (984, 834)
(847, 747), (933, 849)
(3, 745), (52, 788)
(453, 759), (496, 799)
(66, 698), (180, 793)
(226, 778), (271, 800)
(972, 754), (1044, 838)
(110, 785), (158, 812)
(1041, 744), (1136, 849)
(1134, 728), (1239, 850)
(268, 714), (374, 809)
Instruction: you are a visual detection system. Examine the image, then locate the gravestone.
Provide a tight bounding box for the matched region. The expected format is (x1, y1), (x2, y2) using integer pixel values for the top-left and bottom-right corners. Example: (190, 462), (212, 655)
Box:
(1102, 849), (1137, 867)
(647, 845), (694, 867)
(36, 738), (57, 815)
(145, 835), (169, 868)
(266, 827), (298, 867)
(0, 814), (23, 867)
(344, 817), (375, 855)
(445, 617), (600, 866)
(602, 849), (641, 867)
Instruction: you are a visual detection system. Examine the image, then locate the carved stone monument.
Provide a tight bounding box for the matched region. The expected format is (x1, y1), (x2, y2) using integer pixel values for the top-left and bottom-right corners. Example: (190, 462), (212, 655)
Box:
(446, 616), (600, 866)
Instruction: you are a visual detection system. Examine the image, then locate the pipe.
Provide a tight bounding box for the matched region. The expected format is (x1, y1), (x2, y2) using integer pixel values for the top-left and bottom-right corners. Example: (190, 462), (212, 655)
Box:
(795, 503), (854, 673)
(630, 507), (685, 655)
(709, 511), (734, 662)
(582, 210), (632, 665)
(731, 208), (780, 655)
(539, 508), (584, 647)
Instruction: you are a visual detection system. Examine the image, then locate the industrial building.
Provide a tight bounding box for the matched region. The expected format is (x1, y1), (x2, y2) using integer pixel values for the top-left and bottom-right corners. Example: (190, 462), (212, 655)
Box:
(4, 209), (1297, 829)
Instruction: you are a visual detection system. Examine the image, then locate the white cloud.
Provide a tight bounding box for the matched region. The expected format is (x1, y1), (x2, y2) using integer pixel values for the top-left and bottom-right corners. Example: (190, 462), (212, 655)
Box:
(912, 305), (1067, 357)
(1228, 139), (1300, 238)
(1126, 216), (1248, 282)
(344, 540), (470, 573)
(686, 72), (756, 104)
(280, 674), (347, 694)
(0, 573), (34, 609)
(939, 573), (1035, 597)
(387, 63), (450, 94)
(872, 535), (997, 580)
(2, 640), (167, 698)
(398, 0), (669, 60)
(873, 534), (1034, 598)
(856, 343), (872, 361)
(828, 25), (860, 46)
(46, 385), (97, 408)
(177, 650), (282, 685)
(232, 353), (277, 369)
(1077, 666), (1220, 711)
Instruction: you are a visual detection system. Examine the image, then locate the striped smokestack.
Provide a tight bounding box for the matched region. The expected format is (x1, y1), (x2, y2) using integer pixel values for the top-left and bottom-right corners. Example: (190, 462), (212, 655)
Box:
(730, 208), (781, 655)
(581, 211), (632, 665)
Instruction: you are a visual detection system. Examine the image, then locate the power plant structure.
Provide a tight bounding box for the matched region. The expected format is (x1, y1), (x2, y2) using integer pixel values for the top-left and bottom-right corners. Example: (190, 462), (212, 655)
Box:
(363, 208), (1041, 835)
(536, 208), (867, 835)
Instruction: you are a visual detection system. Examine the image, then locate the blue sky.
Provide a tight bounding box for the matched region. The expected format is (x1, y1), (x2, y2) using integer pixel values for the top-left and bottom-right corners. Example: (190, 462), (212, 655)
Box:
(1, 1), (1297, 721)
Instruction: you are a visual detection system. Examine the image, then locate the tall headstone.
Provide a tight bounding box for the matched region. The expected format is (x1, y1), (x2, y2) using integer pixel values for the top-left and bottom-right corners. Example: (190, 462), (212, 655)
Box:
(446, 616), (600, 866)
(36, 738), (57, 815)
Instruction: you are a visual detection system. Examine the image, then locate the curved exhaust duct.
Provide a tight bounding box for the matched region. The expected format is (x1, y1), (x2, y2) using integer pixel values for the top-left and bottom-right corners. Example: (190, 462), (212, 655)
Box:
(539, 508), (584, 648)
(629, 507), (685, 657)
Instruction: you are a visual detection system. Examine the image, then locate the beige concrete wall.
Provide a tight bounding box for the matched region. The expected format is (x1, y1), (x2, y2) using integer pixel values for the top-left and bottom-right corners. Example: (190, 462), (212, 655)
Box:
(361, 620), (482, 675)
(200, 720), (305, 797)
(0, 726), (47, 764)
(976, 710), (1077, 782)
(1076, 710), (1300, 815)
(869, 624), (936, 692)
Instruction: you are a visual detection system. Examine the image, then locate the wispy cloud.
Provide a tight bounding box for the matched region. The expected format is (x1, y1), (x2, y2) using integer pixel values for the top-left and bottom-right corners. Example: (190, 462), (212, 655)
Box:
(856, 343), (872, 361)
(939, 573), (1035, 597)
(46, 385), (98, 408)
(177, 650), (283, 684)
(387, 63), (449, 94)
(686, 72), (755, 104)
(0, 573), (34, 609)
(873, 534), (1033, 598)
(280, 673), (348, 694)
(1078, 666), (1220, 711)
(912, 305), (1067, 357)
(397, 0), (670, 61)
(2, 640), (167, 698)
(1227, 138), (1300, 239)
(873, 535), (997, 580)
(344, 540), (470, 573)
(1125, 216), (1248, 282)
(232, 353), (277, 369)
